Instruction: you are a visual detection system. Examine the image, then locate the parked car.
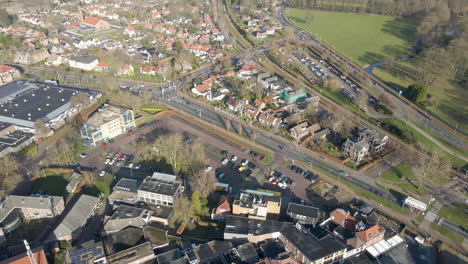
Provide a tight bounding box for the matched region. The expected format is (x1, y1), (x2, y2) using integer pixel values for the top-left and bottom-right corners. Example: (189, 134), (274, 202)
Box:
(247, 162), (256, 169)
(205, 165), (212, 172)
(99, 170), (106, 177)
(221, 158), (228, 165)
(241, 159), (249, 166)
(80, 153), (86, 158)
(134, 163), (141, 169)
(104, 159), (111, 165)
(231, 155), (238, 161)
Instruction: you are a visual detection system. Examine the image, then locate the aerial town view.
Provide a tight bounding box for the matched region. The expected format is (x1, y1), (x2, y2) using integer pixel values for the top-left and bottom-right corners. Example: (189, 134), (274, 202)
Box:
(0, 0), (466, 263)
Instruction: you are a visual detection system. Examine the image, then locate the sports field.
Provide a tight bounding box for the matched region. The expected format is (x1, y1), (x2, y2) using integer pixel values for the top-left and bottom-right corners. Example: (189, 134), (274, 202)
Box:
(285, 9), (418, 67)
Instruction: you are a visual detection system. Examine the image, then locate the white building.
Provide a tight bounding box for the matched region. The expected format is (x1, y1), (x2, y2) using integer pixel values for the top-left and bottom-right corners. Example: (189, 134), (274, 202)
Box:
(80, 104), (135, 147)
(68, 55), (99, 71)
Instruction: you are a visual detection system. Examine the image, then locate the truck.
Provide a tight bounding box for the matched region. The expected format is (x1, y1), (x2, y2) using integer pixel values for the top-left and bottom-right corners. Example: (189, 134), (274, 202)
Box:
(215, 182), (229, 192)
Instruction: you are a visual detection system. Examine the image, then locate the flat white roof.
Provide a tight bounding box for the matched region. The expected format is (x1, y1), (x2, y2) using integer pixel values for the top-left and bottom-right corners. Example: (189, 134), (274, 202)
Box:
(403, 196), (427, 211)
(366, 235), (405, 258)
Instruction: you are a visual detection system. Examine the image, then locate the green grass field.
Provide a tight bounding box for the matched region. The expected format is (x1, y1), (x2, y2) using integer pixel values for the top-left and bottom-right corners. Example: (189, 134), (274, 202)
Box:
(286, 9), (418, 67)
(378, 162), (428, 195)
(438, 203), (468, 229)
(374, 59), (468, 134)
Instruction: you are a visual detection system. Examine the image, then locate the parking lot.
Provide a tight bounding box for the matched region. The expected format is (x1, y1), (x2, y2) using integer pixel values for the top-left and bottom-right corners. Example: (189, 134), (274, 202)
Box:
(77, 113), (353, 210)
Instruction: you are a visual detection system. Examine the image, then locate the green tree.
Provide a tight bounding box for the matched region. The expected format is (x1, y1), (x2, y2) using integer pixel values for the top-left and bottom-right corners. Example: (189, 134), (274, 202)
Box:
(404, 83), (427, 103)
(175, 40), (184, 54)
(191, 191), (202, 215)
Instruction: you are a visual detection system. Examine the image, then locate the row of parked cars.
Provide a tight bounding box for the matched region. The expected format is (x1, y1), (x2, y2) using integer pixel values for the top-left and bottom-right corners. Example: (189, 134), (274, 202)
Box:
(220, 150), (257, 177)
(290, 165), (320, 184)
(104, 152), (141, 169)
(269, 170), (296, 190)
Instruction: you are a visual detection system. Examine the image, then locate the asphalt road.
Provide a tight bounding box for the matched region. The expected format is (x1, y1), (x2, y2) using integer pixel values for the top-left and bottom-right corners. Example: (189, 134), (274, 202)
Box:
(156, 87), (401, 205)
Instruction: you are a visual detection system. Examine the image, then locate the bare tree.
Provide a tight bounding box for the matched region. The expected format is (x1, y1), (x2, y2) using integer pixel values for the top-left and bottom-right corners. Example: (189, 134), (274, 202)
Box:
(193, 171), (217, 199)
(225, 119), (231, 131)
(170, 195), (195, 226)
(411, 146), (451, 189)
(34, 119), (50, 136)
(155, 134), (184, 169)
(180, 143), (206, 178)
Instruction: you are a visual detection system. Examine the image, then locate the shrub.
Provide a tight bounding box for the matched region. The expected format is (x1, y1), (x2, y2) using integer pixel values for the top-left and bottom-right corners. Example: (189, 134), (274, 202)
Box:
(375, 104), (393, 115)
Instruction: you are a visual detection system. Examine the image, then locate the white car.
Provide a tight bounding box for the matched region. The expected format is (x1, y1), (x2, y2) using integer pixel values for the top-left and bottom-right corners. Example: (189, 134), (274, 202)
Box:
(221, 158), (228, 165)
(104, 159), (111, 165)
(80, 153), (86, 158)
(109, 159), (115, 165)
(205, 166), (212, 172)
(231, 155), (238, 161)
(128, 162), (134, 168)
(99, 170), (106, 177)
(241, 159), (249, 166)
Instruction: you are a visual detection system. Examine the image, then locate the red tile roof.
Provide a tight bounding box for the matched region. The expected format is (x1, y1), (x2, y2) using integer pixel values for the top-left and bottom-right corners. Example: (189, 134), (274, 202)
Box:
(0, 64), (15, 73)
(83, 16), (101, 26)
(97, 61), (110, 68)
(356, 225), (385, 242)
(215, 195), (231, 214)
(0, 248), (48, 264)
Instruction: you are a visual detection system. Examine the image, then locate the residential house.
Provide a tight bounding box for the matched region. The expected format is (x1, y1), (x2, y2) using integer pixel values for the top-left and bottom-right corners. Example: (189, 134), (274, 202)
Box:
(141, 64), (158, 75)
(257, 72), (271, 86)
(0, 195), (65, 234)
(232, 190), (281, 220)
(254, 99), (266, 109)
(80, 104), (135, 147)
(13, 48), (49, 65)
(0, 65), (20, 85)
(137, 172), (182, 207)
(286, 202), (323, 225)
(243, 104), (261, 119)
(211, 195), (231, 221)
(68, 55), (99, 71)
(289, 122), (321, 142)
(108, 178), (142, 206)
(0, 247), (48, 264)
(226, 96), (242, 113)
(315, 128), (330, 140)
(117, 64), (134, 76)
(125, 26), (135, 36)
(95, 61), (111, 72)
(258, 111), (279, 127)
(66, 240), (107, 264)
(82, 16), (110, 31)
(342, 138), (369, 162)
(189, 241), (234, 264)
(347, 225), (385, 249)
(208, 90), (226, 101)
(46, 54), (67, 66)
(238, 62), (257, 80)
(51, 194), (100, 241)
(191, 79), (213, 97)
(330, 208), (358, 231)
(358, 128), (388, 153)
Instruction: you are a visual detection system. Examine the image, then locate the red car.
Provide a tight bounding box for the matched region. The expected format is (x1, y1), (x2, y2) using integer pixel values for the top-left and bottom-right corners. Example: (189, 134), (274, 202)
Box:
(101, 143), (107, 146)
(36, 137), (44, 141)
(128, 130), (133, 134)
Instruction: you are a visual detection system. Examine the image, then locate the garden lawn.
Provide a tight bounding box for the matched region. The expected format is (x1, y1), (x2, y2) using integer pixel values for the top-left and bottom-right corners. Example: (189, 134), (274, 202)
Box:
(286, 9), (418, 67)
(438, 203), (468, 230)
(32, 174), (70, 196)
(378, 162), (428, 195)
(430, 223), (464, 244)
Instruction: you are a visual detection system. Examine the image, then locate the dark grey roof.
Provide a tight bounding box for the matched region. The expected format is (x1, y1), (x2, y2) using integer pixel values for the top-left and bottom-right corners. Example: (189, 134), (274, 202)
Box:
(52, 194), (99, 240)
(105, 227), (146, 254)
(287, 203), (320, 218)
(66, 240), (105, 264)
(225, 215), (289, 236)
(143, 226), (169, 248)
(259, 240), (286, 260)
(111, 205), (150, 220)
(193, 240), (233, 262)
(69, 55), (98, 64)
(114, 178), (142, 193)
(156, 249), (183, 264)
(236, 243), (258, 262)
(138, 178), (181, 197)
(0, 81), (99, 127)
(139, 203), (173, 220)
(0, 128), (34, 155)
(0, 195), (64, 223)
(106, 241), (155, 264)
(281, 225), (347, 262)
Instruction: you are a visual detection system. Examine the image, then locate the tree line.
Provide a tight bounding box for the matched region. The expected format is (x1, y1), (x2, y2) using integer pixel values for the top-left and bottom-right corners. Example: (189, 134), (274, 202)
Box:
(287, 0), (465, 17)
